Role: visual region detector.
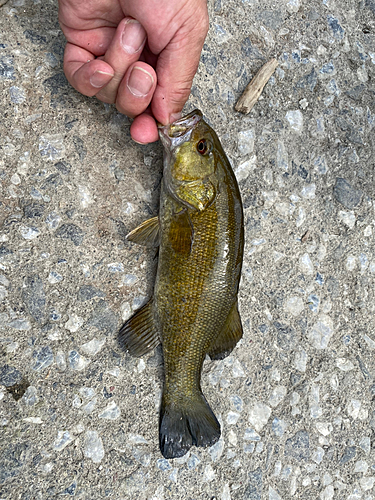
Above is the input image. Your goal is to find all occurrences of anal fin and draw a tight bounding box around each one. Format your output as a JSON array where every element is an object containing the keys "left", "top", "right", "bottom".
[
  {"left": 127, "top": 216, "right": 160, "bottom": 247},
  {"left": 118, "top": 299, "right": 159, "bottom": 357},
  {"left": 208, "top": 301, "right": 243, "bottom": 360}
]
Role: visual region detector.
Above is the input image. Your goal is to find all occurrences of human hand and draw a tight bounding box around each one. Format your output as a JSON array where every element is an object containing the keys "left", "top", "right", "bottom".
[{"left": 58, "top": 0, "right": 209, "bottom": 144}]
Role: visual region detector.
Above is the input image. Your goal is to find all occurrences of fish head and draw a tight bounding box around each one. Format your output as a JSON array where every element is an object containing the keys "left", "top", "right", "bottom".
[{"left": 159, "top": 110, "right": 221, "bottom": 211}]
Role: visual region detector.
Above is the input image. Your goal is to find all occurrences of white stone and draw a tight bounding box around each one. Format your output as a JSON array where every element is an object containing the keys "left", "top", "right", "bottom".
[
  {"left": 296, "top": 207, "right": 305, "bottom": 227},
  {"left": 221, "top": 483, "right": 231, "bottom": 500},
  {"left": 300, "top": 253, "right": 314, "bottom": 276},
  {"left": 307, "top": 314, "right": 334, "bottom": 349},
  {"left": 232, "top": 359, "right": 245, "bottom": 378},
  {"left": 277, "top": 140, "right": 288, "bottom": 171},
  {"left": 83, "top": 398, "right": 97, "bottom": 414},
  {"left": 227, "top": 411, "right": 240, "bottom": 425},
  {"left": 128, "top": 434, "right": 149, "bottom": 445},
  {"left": 203, "top": 464, "right": 215, "bottom": 482},
  {"left": 287, "top": 0, "right": 300, "bottom": 13},
  {"left": 235, "top": 156, "right": 257, "bottom": 182},
  {"left": 81, "top": 337, "right": 106, "bottom": 356},
  {"left": 320, "top": 485, "right": 334, "bottom": 500},
  {"left": 347, "top": 399, "right": 361, "bottom": 419},
  {"left": 285, "top": 110, "right": 303, "bottom": 133},
  {"left": 285, "top": 296, "right": 304, "bottom": 316},
  {"left": 339, "top": 210, "right": 356, "bottom": 229},
  {"left": 65, "top": 314, "right": 84, "bottom": 333},
  {"left": 39, "top": 134, "right": 65, "bottom": 161},
  {"left": 262, "top": 190, "right": 278, "bottom": 208},
  {"left": 120, "top": 301, "right": 132, "bottom": 321},
  {"left": 354, "top": 460, "right": 368, "bottom": 473},
  {"left": 364, "top": 225, "right": 372, "bottom": 236},
  {"left": 237, "top": 129, "right": 255, "bottom": 156},
  {"left": 53, "top": 430, "right": 73, "bottom": 451},
  {"left": 315, "top": 422, "right": 332, "bottom": 436},
  {"left": 23, "top": 417, "right": 43, "bottom": 424},
  {"left": 48, "top": 271, "right": 63, "bottom": 284},
  {"left": 312, "top": 447, "right": 324, "bottom": 464},
  {"left": 268, "top": 386, "right": 287, "bottom": 408},
  {"left": 269, "top": 486, "right": 282, "bottom": 500},
  {"left": 275, "top": 202, "right": 295, "bottom": 217},
  {"left": 78, "top": 185, "right": 93, "bottom": 208},
  {"left": 322, "top": 473, "right": 333, "bottom": 486},
  {"left": 301, "top": 184, "right": 316, "bottom": 199},
  {"left": 99, "top": 401, "right": 121, "bottom": 420},
  {"left": 248, "top": 402, "right": 272, "bottom": 432},
  {"left": 56, "top": 350, "right": 66, "bottom": 372},
  {"left": 20, "top": 225, "right": 40, "bottom": 240},
  {"left": 294, "top": 350, "right": 308, "bottom": 372},
  {"left": 290, "top": 392, "right": 300, "bottom": 406},
  {"left": 228, "top": 430, "right": 237, "bottom": 447},
  {"left": 208, "top": 436, "right": 224, "bottom": 462},
  {"left": 346, "top": 255, "right": 357, "bottom": 271},
  {"left": 360, "top": 477, "right": 375, "bottom": 491},
  {"left": 359, "top": 436, "right": 371, "bottom": 454},
  {"left": 336, "top": 358, "right": 354, "bottom": 371},
  {"left": 68, "top": 351, "right": 90, "bottom": 371},
  {"left": 137, "top": 359, "right": 146, "bottom": 373},
  {"left": 83, "top": 430, "right": 105, "bottom": 463}
]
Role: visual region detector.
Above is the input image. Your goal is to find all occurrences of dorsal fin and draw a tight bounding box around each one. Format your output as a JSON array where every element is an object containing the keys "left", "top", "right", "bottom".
[
  {"left": 126, "top": 216, "right": 160, "bottom": 247},
  {"left": 208, "top": 301, "right": 243, "bottom": 360},
  {"left": 118, "top": 299, "right": 160, "bottom": 357}
]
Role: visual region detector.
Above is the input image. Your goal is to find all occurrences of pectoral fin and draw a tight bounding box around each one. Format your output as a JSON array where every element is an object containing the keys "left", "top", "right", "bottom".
[
  {"left": 126, "top": 216, "right": 160, "bottom": 247},
  {"left": 169, "top": 210, "right": 194, "bottom": 255},
  {"left": 118, "top": 299, "right": 160, "bottom": 357},
  {"left": 208, "top": 301, "right": 243, "bottom": 360}
]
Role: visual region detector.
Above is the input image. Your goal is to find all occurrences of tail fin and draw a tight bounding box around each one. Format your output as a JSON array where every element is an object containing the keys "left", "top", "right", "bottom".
[{"left": 159, "top": 392, "right": 220, "bottom": 459}]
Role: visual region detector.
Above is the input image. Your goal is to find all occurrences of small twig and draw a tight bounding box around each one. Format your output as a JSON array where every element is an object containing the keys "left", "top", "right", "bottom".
[{"left": 235, "top": 58, "right": 278, "bottom": 114}]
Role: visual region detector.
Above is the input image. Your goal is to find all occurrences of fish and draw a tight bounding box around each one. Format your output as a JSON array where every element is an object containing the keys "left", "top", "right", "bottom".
[{"left": 119, "top": 109, "right": 244, "bottom": 459}]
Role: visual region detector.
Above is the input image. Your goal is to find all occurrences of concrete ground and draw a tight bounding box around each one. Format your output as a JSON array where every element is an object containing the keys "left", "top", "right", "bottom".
[{"left": 1, "top": 0, "right": 375, "bottom": 498}]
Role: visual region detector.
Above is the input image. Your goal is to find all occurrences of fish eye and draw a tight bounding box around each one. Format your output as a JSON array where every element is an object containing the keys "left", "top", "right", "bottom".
[{"left": 197, "top": 139, "right": 211, "bottom": 155}]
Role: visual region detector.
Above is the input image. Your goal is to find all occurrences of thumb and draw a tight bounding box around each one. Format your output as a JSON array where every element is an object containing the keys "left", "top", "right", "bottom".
[{"left": 150, "top": 16, "right": 208, "bottom": 125}]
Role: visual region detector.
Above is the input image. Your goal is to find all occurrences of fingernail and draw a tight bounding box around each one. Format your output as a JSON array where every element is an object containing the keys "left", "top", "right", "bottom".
[
  {"left": 127, "top": 66, "right": 154, "bottom": 97},
  {"left": 122, "top": 20, "right": 146, "bottom": 54},
  {"left": 90, "top": 70, "right": 114, "bottom": 88}
]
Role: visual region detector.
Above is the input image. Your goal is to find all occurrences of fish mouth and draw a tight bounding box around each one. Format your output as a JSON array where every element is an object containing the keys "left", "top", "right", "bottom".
[{"left": 158, "top": 109, "right": 203, "bottom": 150}]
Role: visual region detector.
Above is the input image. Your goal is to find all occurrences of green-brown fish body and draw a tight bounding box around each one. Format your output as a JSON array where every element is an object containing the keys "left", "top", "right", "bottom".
[{"left": 119, "top": 110, "right": 244, "bottom": 459}]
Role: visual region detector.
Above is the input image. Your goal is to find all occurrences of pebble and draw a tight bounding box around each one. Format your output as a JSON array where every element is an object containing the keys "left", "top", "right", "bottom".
[
  {"left": 340, "top": 446, "right": 356, "bottom": 464},
  {"left": 285, "top": 110, "right": 303, "bottom": 133},
  {"left": 232, "top": 359, "right": 245, "bottom": 378},
  {"left": 294, "top": 349, "right": 308, "bottom": 372},
  {"left": 268, "top": 386, "right": 287, "bottom": 408},
  {"left": 320, "top": 485, "right": 334, "bottom": 500},
  {"left": 55, "top": 350, "right": 66, "bottom": 372},
  {"left": 65, "top": 314, "right": 84, "bottom": 333},
  {"left": 269, "top": 486, "right": 282, "bottom": 500},
  {"left": 77, "top": 285, "right": 105, "bottom": 301},
  {"left": 300, "top": 253, "right": 314, "bottom": 276},
  {"left": 237, "top": 129, "right": 255, "bottom": 156},
  {"left": 99, "top": 401, "right": 121, "bottom": 420},
  {"left": 9, "top": 318, "right": 31, "bottom": 330},
  {"left": 315, "top": 422, "right": 332, "bottom": 436},
  {"left": 284, "top": 296, "right": 304, "bottom": 316},
  {"left": 203, "top": 464, "right": 215, "bottom": 482},
  {"left": 244, "top": 467, "right": 262, "bottom": 499},
  {"left": 221, "top": 483, "right": 231, "bottom": 500},
  {"left": 235, "top": 157, "right": 257, "bottom": 182},
  {"left": 208, "top": 436, "right": 224, "bottom": 462},
  {"left": 327, "top": 15, "right": 345, "bottom": 40},
  {"left": 312, "top": 447, "right": 324, "bottom": 464},
  {"left": 354, "top": 460, "right": 368, "bottom": 473},
  {"left": 0, "top": 364, "right": 23, "bottom": 387},
  {"left": 39, "top": 134, "right": 65, "bottom": 161},
  {"left": 87, "top": 300, "right": 118, "bottom": 335},
  {"left": 53, "top": 430, "right": 73, "bottom": 451},
  {"left": 22, "top": 386, "right": 39, "bottom": 406},
  {"left": 336, "top": 358, "right": 354, "bottom": 371},
  {"left": 45, "top": 212, "right": 61, "bottom": 229},
  {"left": 55, "top": 223, "right": 85, "bottom": 246},
  {"left": 48, "top": 271, "right": 63, "bottom": 284},
  {"left": 20, "top": 225, "right": 40, "bottom": 240},
  {"left": 301, "top": 184, "right": 316, "bottom": 199},
  {"left": 347, "top": 399, "right": 362, "bottom": 419},
  {"left": 83, "top": 430, "right": 105, "bottom": 463},
  {"left": 360, "top": 477, "right": 375, "bottom": 491},
  {"left": 83, "top": 398, "right": 97, "bottom": 414},
  {"left": 108, "top": 262, "right": 124, "bottom": 273},
  {"left": 307, "top": 315, "right": 334, "bottom": 349},
  {"left": 187, "top": 453, "right": 201, "bottom": 469},
  {"left": 272, "top": 418, "right": 288, "bottom": 437},
  {"left": 359, "top": 436, "right": 371, "bottom": 454},
  {"left": 333, "top": 178, "right": 362, "bottom": 209},
  {"left": 248, "top": 402, "right": 272, "bottom": 432},
  {"left": 68, "top": 351, "right": 90, "bottom": 371},
  {"left": 228, "top": 430, "right": 238, "bottom": 447},
  {"left": 229, "top": 395, "right": 243, "bottom": 413},
  {"left": 284, "top": 430, "right": 310, "bottom": 460},
  {"left": 227, "top": 411, "right": 240, "bottom": 425},
  {"left": 80, "top": 337, "right": 106, "bottom": 356},
  {"left": 31, "top": 346, "right": 54, "bottom": 371}
]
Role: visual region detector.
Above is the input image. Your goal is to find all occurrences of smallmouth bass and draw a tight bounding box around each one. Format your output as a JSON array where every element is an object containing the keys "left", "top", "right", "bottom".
[{"left": 119, "top": 110, "right": 244, "bottom": 459}]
